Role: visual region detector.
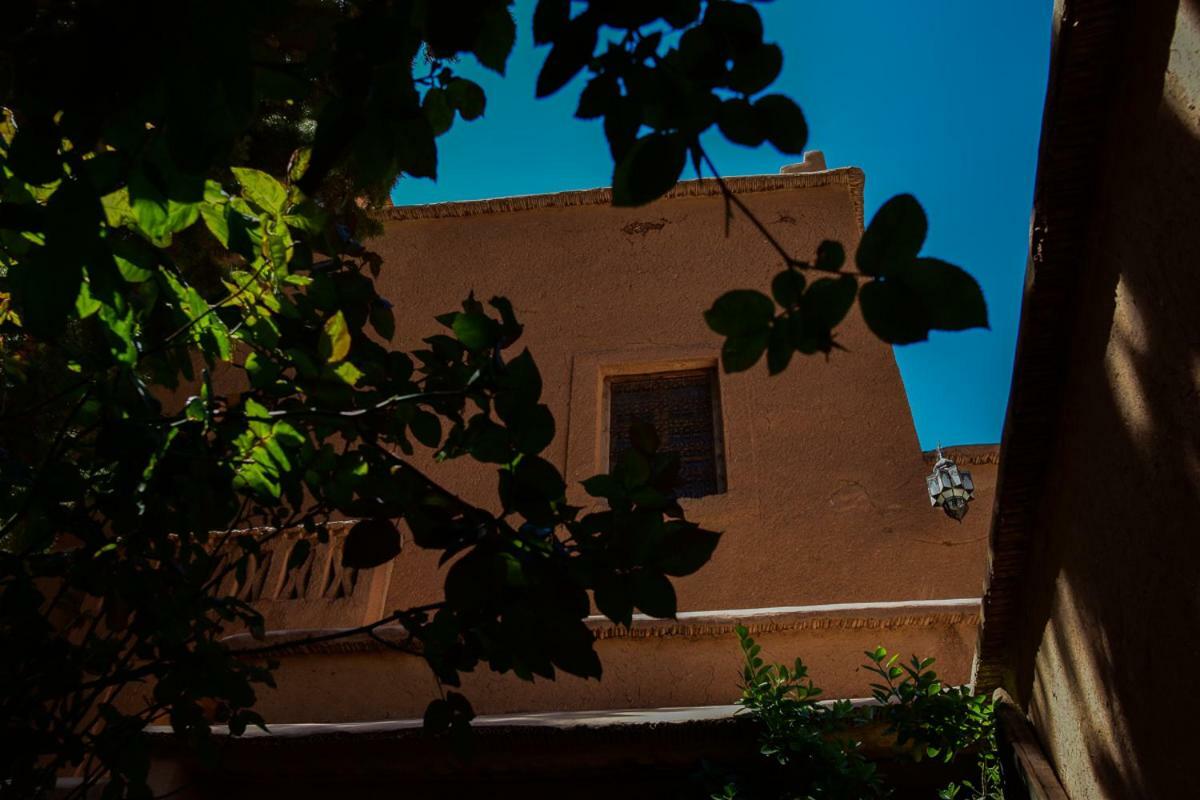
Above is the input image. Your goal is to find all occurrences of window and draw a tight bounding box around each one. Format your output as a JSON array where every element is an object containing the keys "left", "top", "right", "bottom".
[{"left": 606, "top": 368, "right": 726, "bottom": 498}]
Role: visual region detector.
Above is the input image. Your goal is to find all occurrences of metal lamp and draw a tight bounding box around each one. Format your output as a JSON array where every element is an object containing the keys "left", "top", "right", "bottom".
[{"left": 926, "top": 446, "right": 974, "bottom": 522}]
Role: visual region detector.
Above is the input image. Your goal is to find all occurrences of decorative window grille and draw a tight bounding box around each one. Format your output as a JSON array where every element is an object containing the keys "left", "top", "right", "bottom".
[{"left": 606, "top": 368, "right": 726, "bottom": 499}]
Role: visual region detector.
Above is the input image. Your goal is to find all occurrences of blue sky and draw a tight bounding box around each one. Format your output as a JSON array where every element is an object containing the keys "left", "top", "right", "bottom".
[{"left": 392, "top": 1, "right": 1052, "bottom": 449}]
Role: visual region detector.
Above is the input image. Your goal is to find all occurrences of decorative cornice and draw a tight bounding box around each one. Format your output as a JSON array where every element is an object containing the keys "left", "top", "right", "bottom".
[
  {"left": 920, "top": 444, "right": 1001, "bottom": 466},
  {"left": 377, "top": 168, "right": 867, "bottom": 230},
  {"left": 224, "top": 598, "right": 980, "bottom": 658}
]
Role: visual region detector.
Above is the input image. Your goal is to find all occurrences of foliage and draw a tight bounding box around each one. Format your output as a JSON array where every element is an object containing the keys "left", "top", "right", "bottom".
[
  {"left": 0, "top": 1, "right": 985, "bottom": 797},
  {"left": 709, "top": 628, "right": 1002, "bottom": 799}
]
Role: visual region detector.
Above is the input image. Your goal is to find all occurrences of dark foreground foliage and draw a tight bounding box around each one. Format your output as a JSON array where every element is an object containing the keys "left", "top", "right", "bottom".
[{"left": 0, "top": 2, "right": 986, "bottom": 796}]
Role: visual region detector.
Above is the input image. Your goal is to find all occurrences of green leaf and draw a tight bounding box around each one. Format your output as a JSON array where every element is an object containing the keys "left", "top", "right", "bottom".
[
  {"left": 754, "top": 94, "right": 808, "bottom": 154},
  {"left": 128, "top": 169, "right": 170, "bottom": 240},
  {"left": 537, "top": 16, "right": 599, "bottom": 98},
  {"left": 319, "top": 311, "right": 351, "bottom": 363},
  {"left": 75, "top": 280, "right": 102, "bottom": 318},
  {"left": 452, "top": 311, "right": 496, "bottom": 351},
  {"left": 341, "top": 518, "right": 402, "bottom": 569},
  {"left": 331, "top": 360, "right": 364, "bottom": 386},
  {"left": 612, "top": 133, "right": 686, "bottom": 207},
  {"left": 857, "top": 194, "right": 927, "bottom": 277},
  {"left": 112, "top": 245, "right": 155, "bottom": 283},
  {"left": 231, "top": 167, "right": 287, "bottom": 214},
  {"left": 705, "top": 290, "right": 774, "bottom": 336},
  {"left": 244, "top": 353, "right": 280, "bottom": 389}
]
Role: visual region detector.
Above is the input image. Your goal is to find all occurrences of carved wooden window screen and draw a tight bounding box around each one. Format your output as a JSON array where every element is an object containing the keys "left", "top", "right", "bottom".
[{"left": 606, "top": 368, "right": 726, "bottom": 498}]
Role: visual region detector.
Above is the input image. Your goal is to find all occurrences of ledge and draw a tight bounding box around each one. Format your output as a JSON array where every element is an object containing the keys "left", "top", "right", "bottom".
[
  {"left": 222, "top": 598, "right": 981, "bottom": 658},
  {"left": 377, "top": 168, "right": 866, "bottom": 229},
  {"left": 920, "top": 444, "right": 1001, "bottom": 466}
]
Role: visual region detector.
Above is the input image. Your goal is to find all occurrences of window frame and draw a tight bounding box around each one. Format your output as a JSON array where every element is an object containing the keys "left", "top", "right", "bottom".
[{"left": 602, "top": 365, "right": 728, "bottom": 497}]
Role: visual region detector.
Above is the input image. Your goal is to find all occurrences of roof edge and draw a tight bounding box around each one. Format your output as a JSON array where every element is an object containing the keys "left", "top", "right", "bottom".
[
  {"left": 378, "top": 167, "right": 866, "bottom": 229},
  {"left": 223, "top": 597, "right": 980, "bottom": 658}
]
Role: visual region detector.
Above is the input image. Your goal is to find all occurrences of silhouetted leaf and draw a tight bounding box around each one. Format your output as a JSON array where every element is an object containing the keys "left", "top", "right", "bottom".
[
  {"left": 633, "top": 570, "right": 676, "bottom": 618},
  {"left": 815, "top": 240, "right": 845, "bottom": 272},
  {"left": 730, "top": 43, "right": 782, "bottom": 95},
  {"left": 767, "top": 323, "right": 793, "bottom": 375},
  {"left": 533, "top": 0, "right": 570, "bottom": 44},
  {"left": 902, "top": 258, "right": 989, "bottom": 332},
  {"left": 805, "top": 275, "right": 857, "bottom": 331},
  {"left": 705, "top": 289, "right": 774, "bottom": 336},
  {"left": 446, "top": 78, "right": 486, "bottom": 121},
  {"left": 717, "top": 99, "right": 765, "bottom": 147},
  {"left": 658, "top": 526, "right": 721, "bottom": 577},
  {"left": 536, "top": 16, "right": 598, "bottom": 98},
  {"left": 857, "top": 194, "right": 927, "bottom": 277},
  {"left": 629, "top": 421, "right": 659, "bottom": 455},
  {"left": 612, "top": 133, "right": 686, "bottom": 207},
  {"left": 594, "top": 573, "right": 633, "bottom": 627},
  {"left": 473, "top": 6, "right": 517, "bottom": 75},
  {"left": 755, "top": 94, "right": 807, "bottom": 154},
  {"left": 720, "top": 330, "right": 769, "bottom": 373},
  {"left": 771, "top": 270, "right": 805, "bottom": 308},
  {"left": 342, "top": 518, "right": 402, "bottom": 568}
]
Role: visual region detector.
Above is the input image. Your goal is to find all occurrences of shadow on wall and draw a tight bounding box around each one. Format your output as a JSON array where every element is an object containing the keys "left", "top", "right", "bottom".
[{"left": 1012, "top": 1, "right": 1200, "bottom": 797}]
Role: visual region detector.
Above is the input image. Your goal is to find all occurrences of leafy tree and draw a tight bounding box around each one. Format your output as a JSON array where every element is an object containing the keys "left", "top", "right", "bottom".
[{"left": 0, "top": 1, "right": 986, "bottom": 796}]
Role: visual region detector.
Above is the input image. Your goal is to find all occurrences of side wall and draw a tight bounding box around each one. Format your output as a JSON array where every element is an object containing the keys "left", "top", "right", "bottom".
[{"left": 1002, "top": 2, "right": 1200, "bottom": 796}]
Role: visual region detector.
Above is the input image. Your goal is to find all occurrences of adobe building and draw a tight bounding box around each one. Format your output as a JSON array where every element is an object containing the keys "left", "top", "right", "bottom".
[{"left": 137, "top": 156, "right": 999, "bottom": 797}]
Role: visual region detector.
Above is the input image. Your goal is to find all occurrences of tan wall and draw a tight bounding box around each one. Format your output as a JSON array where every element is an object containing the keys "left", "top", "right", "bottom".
[{"left": 1004, "top": 2, "right": 1200, "bottom": 797}]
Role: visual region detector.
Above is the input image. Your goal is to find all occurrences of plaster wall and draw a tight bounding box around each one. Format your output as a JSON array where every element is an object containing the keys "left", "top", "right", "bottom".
[
  {"left": 230, "top": 170, "right": 997, "bottom": 720},
  {"left": 244, "top": 603, "right": 980, "bottom": 722},
  {"left": 1003, "top": 1, "right": 1200, "bottom": 796},
  {"left": 369, "top": 172, "right": 992, "bottom": 618}
]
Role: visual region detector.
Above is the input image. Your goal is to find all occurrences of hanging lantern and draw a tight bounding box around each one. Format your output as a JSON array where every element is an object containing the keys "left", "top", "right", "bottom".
[{"left": 926, "top": 446, "right": 974, "bottom": 522}]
